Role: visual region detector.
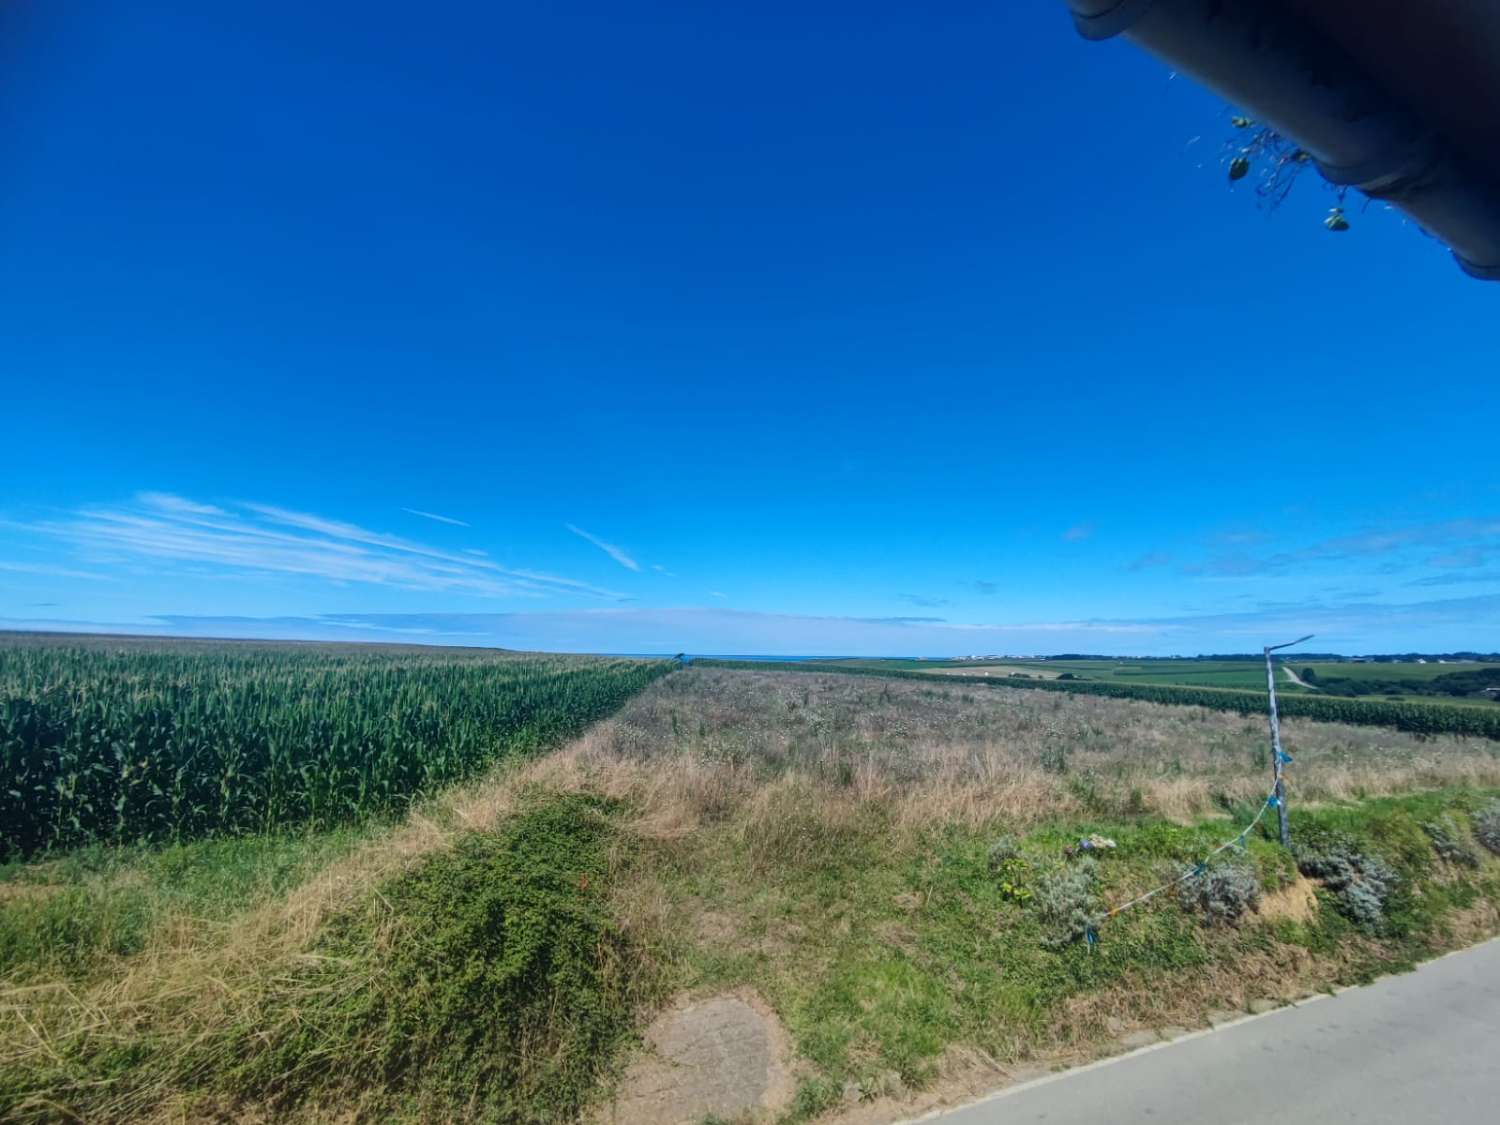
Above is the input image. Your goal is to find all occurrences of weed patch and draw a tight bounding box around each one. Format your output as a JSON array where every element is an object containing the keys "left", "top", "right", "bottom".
[{"left": 225, "top": 793, "right": 637, "bottom": 1122}]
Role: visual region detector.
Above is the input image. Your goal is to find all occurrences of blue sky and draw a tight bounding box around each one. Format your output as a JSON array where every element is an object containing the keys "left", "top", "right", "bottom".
[{"left": 4, "top": 1, "right": 1498, "bottom": 655}]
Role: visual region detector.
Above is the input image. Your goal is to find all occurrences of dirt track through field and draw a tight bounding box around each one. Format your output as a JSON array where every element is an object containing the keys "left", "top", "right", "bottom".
[{"left": 1280, "top": 665, "right": 1318, "bottom": 690}]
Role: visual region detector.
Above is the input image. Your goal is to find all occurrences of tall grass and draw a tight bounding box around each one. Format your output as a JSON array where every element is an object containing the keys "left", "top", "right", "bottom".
[
  {"left": 0, "top": 636, "right": 672, "bottom": 857},
  {"left": 541, "top": 668, "right": 1500, "bottom": 837},
  {"left": 697, "top": 659, "right": 1500, "bottom": 738}
]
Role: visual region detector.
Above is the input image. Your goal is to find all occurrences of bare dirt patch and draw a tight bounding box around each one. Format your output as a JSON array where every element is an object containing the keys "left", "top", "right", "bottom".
[
  {"left": 1258, "top": 875, "right": 1319, "bottom": 924},
  {"left": 603, "top": 991, "right": 795, "bottom": 1125}
]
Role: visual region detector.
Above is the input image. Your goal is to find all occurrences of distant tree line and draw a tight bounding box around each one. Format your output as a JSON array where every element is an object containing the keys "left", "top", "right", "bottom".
[
  {"left": 1302, "top": 666, "right": 1500, "bottom": 700},
  {"left": 1041, "top": 653, "right": 1500, "bottom": 663}
]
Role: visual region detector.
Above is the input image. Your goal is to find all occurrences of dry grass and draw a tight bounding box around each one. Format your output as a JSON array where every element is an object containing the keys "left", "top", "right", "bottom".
[
  {"left": 1258, "top": 875, "right": 1319, "bottom": 925},
  {"left": 520, "top": 667, "right": 1500, "bottom": 842}
]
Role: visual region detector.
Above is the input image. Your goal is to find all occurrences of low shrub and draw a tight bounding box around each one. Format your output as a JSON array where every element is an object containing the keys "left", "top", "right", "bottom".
[
  {"left": 1176, "top": 863, "right": 1260, "bottom": 926},
  {"left": 1296, "top": 835, "right": 1399, "bottom": 932},
  {"left": 1476, "top": 801, "right": 1500, "bottom": 857},
  {"left": 1032, "top": 857, "right": 1102, "bottom": 947},
  {"left": 1422, "top": 817, "right": 1479, "bottom": 867},
  {"left": 986, "top": 835, "right": 1021, "bottom": 870}
]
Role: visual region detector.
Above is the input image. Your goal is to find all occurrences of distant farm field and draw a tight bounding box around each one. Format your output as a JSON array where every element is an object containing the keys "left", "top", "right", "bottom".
[
  {"left": 723, "top": 656, "right": 1500, "bottom": 738},
  {"left": 1297, "top": 660, "right": 1487, "bottom": 682},
  {"left": 0, "top": 634, "right": 672, "bottom": 858},
  {"left": 826, "top": 657, "right": 1275, "bottom": 690},
  {"left": 833, "top": 657, "right": 1497, "bottom": 697}
]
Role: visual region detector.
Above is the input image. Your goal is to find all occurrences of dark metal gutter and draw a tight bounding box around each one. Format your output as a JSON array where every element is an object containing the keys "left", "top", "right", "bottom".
[{"left": 1065, "top": 0, "right": 1500, "bottom": 280}]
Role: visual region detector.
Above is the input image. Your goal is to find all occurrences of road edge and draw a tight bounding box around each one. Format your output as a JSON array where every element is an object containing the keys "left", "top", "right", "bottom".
[{"left": 893, "top": 935, "right": 1500, "bottom": 1125}]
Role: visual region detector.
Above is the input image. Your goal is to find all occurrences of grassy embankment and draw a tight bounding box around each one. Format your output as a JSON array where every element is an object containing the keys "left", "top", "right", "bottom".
[{"left": 6, "top": 664, "right": 1500, "bottom": 1122}]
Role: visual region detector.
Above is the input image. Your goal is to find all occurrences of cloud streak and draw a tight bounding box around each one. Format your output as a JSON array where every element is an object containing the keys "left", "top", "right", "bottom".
[
  {"left": 1125, "top": 551, "right": 1172, "bottom": 572},
  {"left": 8, "top": 591, "right": 1498, "bottom": 656},
  {"left": 898, "top": 593, "right": 951, "bottom": 608},
  {"left": 401, "top": 507, "right": 471, "bottom": 528},
  {"left": 1189, "top": 518, "right": 1500, "bottom": 577},
  {"left": 566, "top": 524, "right": 641, "bottom": 571},
  {"left": 18, "top": 493, "right": 624, "bottom": 600},
  {"left": 1406, "top": 571, "right": 1500, "bottom": 588},
  {"left": 0, "top": 560, "right": 111, "bottom": 581}
]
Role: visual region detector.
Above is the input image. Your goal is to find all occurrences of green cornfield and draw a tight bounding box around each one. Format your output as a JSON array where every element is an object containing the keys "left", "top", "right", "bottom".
[{"left": 0, "top": 635, "right": 673, "bottom": 858}]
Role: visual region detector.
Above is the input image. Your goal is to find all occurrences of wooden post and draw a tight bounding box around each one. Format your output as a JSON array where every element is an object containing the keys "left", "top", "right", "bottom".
[{"left": 1263, "top": 634, "right": 1313, "bottom": 848}]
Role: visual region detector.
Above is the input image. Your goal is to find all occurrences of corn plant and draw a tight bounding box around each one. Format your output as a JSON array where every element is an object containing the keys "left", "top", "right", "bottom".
[{"left": 0, "top": 636, "right": 672, "bottom": 858}]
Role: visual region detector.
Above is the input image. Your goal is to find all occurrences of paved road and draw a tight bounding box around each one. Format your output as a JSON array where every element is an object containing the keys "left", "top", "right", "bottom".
[{"left": 927, "top": 939, "right": 1500, "bottom": 1125}]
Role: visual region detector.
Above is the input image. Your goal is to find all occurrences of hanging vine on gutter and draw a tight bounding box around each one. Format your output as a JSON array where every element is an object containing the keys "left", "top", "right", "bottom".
[{"left": 1224, "top": 114, "right": 1350, "bottom": 231}]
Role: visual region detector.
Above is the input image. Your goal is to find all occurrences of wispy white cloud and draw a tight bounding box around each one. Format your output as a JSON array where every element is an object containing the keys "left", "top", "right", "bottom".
[
  {"left": 402, "top": 507, "right": 471, "bottom": 528},
  {"left": 1210, "top": 528, "right": 1271, "bottom": 548},
  {"left": 0, "top": 560, "right": 111, "bottom": 581},
  {"left": 18, "top": 494, "right": 625, "bottom": 600},
  {"left": 898, "top": 593, "right": 951, "bottom": 608},
  {"left": 1427, "top": 547, "right": 1486, "bottom": 569},
  {"left": 709, "top": 591, "right": 728, "bottom": 599},
  {"left": 566, "top": 524, "right": 640, "bottom": 571},
  {"left": 135, "top": 492, "right": 227, "bottom": 517},
  {"left": 11, "top": 593, "right": 1499, "bottom": 656},
  {"left": 1407, "top": 571, "right": 1500, "bottom": 588},
  {"left": 1063, "top": 524, "right": 1094, "bottom": 542},
  {"left": 1125, "top": 551, "right": 1173, "bottom": 572},
  {"left": 1190, "top": 518, "right": 1500, "bottom": 577},
  {"left": 17, "top": 607, "right": 1171, "bottom": 653}
]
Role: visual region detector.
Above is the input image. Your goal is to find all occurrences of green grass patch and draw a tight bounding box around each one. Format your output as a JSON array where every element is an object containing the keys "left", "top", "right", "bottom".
[
  {"left": 0, "top": 827, "right": 369, "bottom": 979},
  {"left": 659, "top": 788, "right": 1500, "bottom": 1106}
]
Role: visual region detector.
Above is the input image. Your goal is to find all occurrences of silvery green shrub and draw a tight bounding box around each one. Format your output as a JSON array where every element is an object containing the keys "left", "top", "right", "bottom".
[
  {"left": 987, "top": 835, "right": 1021, "bottom": 870},
  {"left": 1034, "top": 857, "right": 1103, "bottom": 948},
  {"left": 1475, "top": 801, "right": 1500, "bottom": 857},
  {"left": 1296, "top": 838, "right": 1398, "bottom": 932},
  {"left": 1177, "top": 863, "right": 1260, "bottom": 926},
  {"left": 1422, "top": 817, "right": 1479, "bottom": 867}
]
